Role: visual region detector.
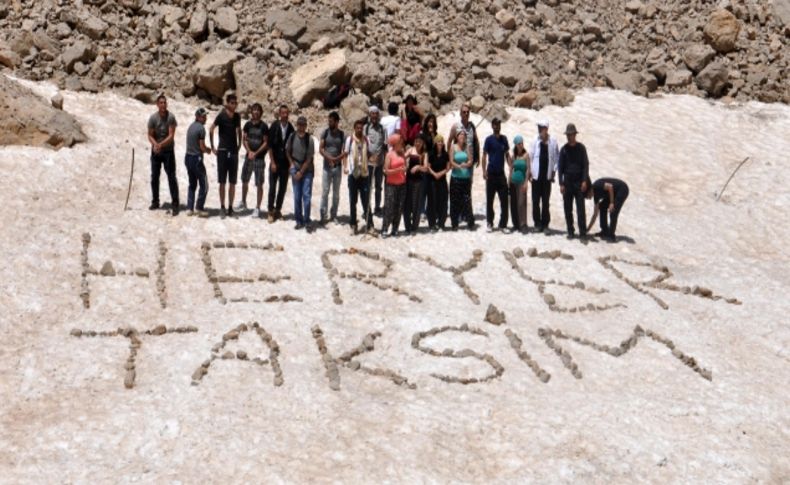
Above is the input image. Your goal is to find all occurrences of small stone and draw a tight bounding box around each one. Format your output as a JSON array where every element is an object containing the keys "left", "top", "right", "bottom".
[
  {"left": 99, "top": 261, "right": 116, "bottom": 276},
  {"left": 484, "top": 304, "right": 507, "bottom": 326},
  {"left": 151, "top": 324, "right": 166, "bottom": 335}
]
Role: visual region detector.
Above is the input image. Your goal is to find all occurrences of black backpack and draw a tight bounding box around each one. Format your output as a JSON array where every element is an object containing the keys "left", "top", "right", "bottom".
[{"left": 322, "top": 84, "right": 354, "bottom": 109}]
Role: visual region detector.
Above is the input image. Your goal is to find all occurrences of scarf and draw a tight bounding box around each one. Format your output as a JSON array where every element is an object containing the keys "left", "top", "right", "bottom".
[{"left": 351, "top": 135, "right": 368, "bottom": 178}]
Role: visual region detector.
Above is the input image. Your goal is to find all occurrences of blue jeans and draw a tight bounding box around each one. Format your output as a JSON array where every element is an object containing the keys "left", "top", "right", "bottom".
[
  {"left": 185, "top": 154, "right": 208, "bottom": 210},
  {"left": 291, "top": 168, "right": 314, "bottom": 225},
  {"left": 320, "top": 165, "right": 342, "bottom": 220}
]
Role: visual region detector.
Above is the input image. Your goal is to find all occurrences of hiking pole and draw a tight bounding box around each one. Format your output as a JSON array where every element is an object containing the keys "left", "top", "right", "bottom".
[
  {"left": 716, "top": 156, "right": 749, "bottom": 201},
  {"left": 124, "top": 148, "right": 135, "bottom": 211}
]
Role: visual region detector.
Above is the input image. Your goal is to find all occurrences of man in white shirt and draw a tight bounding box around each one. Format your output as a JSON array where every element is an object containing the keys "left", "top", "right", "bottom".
[
  {"left": 343, "top": 119, "right": 370, "bottom": 234},
  {"left": 530, "top": 120, "right": 560, "bottom": 232}
]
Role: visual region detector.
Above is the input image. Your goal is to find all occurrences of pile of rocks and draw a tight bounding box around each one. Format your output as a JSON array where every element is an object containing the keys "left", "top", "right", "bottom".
[{"left": 0, "top": 0, "right": 786, "bottom": 122}]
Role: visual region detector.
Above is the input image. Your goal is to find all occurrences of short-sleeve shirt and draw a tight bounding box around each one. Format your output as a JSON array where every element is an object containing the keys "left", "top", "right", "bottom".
[
  {"left": 243, "top": 120, "right": 268, "bottom": 158},
  {"left": 592, "top": 178, "right": 628, "bottom": 203},
  {"left": 286, "top": 132, "right": 315, "bottom": 171},
  {"left": 321, "top": 128, "right": 345, "bottom": 170},
  {"left": 214, "top": 109, "right": 241, "bottom": 152},
  {"left": 148, "top": 111, "right": 177, "bottom": 150},
  {"left": 185, "top": 121, "right": 206, "bottom": 156},
  {"left": 365, "top": 122, "right": 386, "bottom": 158},
  {"left": 484, "top": 134, "right": 509, "bottom": 175}
]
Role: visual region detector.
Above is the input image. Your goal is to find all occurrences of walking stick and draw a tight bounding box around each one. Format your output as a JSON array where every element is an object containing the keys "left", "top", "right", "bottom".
[
  {"left": 716, "top": 157, "right": 750, "bottom": 201},
  {"left": 124, "top": 148, "right": 135, "bottom": 211}
]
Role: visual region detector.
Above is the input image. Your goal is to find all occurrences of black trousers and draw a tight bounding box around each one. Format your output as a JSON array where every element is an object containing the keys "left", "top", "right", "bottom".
[
  {"left": 450, "top": 177, "right": 474, "bottom": 228},
  {"left": 151, "top": 149, "right": 179, "bottom": 206},
  {"left": 348, "top": 175, "right": 370, "bottom": 226},
  {"left": 562, "top": 178, "right": 587, "bottom": 236},
  {"left": 403, "top": 179, "right": 423, "bottom": 232},
  {"left": 268, "top": 157, "right": 289, "bottom": 212},
  {"left": 372, "top": 165, "right": 384, "bottom": 211},
  {"left": 599, "top": 187, "right": 629, "bottom": 238},
  {"left": 486, "top": 173, "right": 509, "bottom": 228},
  {"left": 426, "top": 175, "right": 448, "bottom": 229},
  {"left": 531, "top": 179, "right": 551, "bottom": 228}
]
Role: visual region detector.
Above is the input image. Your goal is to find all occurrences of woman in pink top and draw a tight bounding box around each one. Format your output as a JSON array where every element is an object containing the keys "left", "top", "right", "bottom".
[{"left": 382, "top": 134, "right": 407, "bottom": 238}]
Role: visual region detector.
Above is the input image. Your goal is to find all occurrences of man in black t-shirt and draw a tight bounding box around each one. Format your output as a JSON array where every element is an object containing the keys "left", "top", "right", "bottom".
[
  {"left": 239, "top": 103, "right": 269, "bottom": 218},
  {"left": 209, "top": 94, "right": 242, "bottom": 217},
  {"left": 586, "top": 177, "right": 629, "bottom": 242},
  {"left": 558, "top": 123, "right": 590, "bottom": 239}
]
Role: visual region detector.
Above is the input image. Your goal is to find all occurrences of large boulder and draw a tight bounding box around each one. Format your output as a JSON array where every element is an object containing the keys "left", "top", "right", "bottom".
[
  {"left": 297, "top": 17, "right": 338, "bottom": 49},
  {"left": 695, "top": 62, "right": 728, "bottom": 97},
  {"left": 665, "top": 68, "right": 693, "bottom": 88},
  {"left": 0, "top": 40, "right": 20, "bottom": 68},
  {"left": 193, "top": 49, "right": 243, "bottom": 99},
  {"left": 774, "top": 0, "right": 790, "bottom": 34},
  {"left": 265, "top": 9, "right": 306, "bottom": 41},
  {"left": 429, "top": 71, "right": 455, "bottom": 102},
  {"left": 213, "top": 6, "right": 238, "bottom": 36},
  {"left": 0, "top": 76, "right": 86, "bottom": 149},
  {"left": 704, "top": 9, "right": 740, "bottom": 53},
  {"left": 290, "top": 49, "right": 349, "bottom": 107},
  {"left": 341, "top": 0, "right": 366, "bottom": 18},
  {"left": 683, "top": 43, "right": 716, "bottom": 73},
  {"left": 604, "top": 69, "right": 641, "bottom": 94},
  {"left": 232, "top": 57, "right": 268, "bottom": 111},
  {"left": 339, "top": 93, "right": 370, "bottom": 126},
  {"left": 188, "top": 4, "right": 208, "bottom": 40},
  {"left": 76, "top": 11, "right": 109, "bottom": 40},
  {"left": 61, "top": 41, "right": 96, "bottom": 73},
  {"left": 350, "top": 61, "right": 384, "bottom": 95}
]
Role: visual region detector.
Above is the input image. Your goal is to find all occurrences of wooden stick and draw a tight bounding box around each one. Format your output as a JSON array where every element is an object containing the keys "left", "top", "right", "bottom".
[
  {"left": 716, "top": 156, "right": 749, "bottom": 201},
  {"left": 124, "top": 148, "right": 135, "bottom": 211}
]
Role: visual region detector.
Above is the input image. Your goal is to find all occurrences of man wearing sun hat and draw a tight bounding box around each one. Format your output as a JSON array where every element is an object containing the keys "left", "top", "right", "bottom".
[
  {"left": 530, "top": 119, "right": 559, "bottom": 232},
  {"left": 558, "top": 122, "right": 590, "bottom": 239}
]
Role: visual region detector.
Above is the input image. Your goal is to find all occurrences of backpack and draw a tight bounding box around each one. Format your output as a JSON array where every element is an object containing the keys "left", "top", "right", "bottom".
[{"left": 322, "top": 84, "right": 354, "bottom": 109}]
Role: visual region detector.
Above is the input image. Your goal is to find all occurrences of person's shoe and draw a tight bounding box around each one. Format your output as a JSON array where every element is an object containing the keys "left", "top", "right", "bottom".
[
  {"left": 198, "top": 210, "right": 209, "bottom": 218},
  {"left": 235, "top": 201, "right": 246, "bottom": 211},
  {"left": 275, "top": 210, "right": 283, "bottom": 221},
  {"left": 172, "top": 206, "right": 179, "bottom": 216},
  {"left": 252, "top": 208, "right": 260, "bottom": 218},
  {"left": 228, "top": 208, "right": 235, "bottom": 217},
  {"left": 502, "top": 227, "right": 511, "bottom": 234},
  {"left": 374, "top": 207, "right": 383, "bottom": 217},
  {"left": 468, "top": 223, "right": 477, "bottom": 231},
  {"left": 187, "top": 210, "right": 195, "bottom": 217},
  {"left": 486, "top": 224, "right": 494, "bottom": 233},
  {"left": 220, "top": 207, "right": 226, "bottom": 219},
  {"left": 351, "top": 224, "right": 358, "bottom": 235},
  {"left": 267, "top": 212, "right": 275, "bottom": 223},
  {"left": 149, "top": 202, "right": 159, "bottom": 210},
  {"left": 306, "top": 223, "right": 316, "bottom": 233},
  {"left": 295, "top": 223, "right": 304, "bottom": 230},
  {"left": 567, "top": 232, "right": 575, "bottom": 240}
]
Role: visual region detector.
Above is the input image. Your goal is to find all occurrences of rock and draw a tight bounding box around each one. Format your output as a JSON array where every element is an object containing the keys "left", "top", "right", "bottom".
[
  {"left": 290, "top": 49, "right": 349, "bottom": 107},
  {"left": 265, "top": 9, "right": 307, "bottom": 42},
  {"left": 100, "top": 261, "right": 116, "bottom": 276},
  {"left": 665, "top": 69, "right": 693, "bottom": 87},
  {"left": 188, "top": 4, "right": 208, "bottom": 40},
  {"left": 341, "top": 0, "right": 366, "bottom": 18},
  {"left": 469, "top": 95, "right": 486, "bottom": 113},
  {"left": 213, "top": 6, "right": 238, "bottom": 36},
  {"left": 484, "top": 304, "right": 507, "bottom": 325},
  {"left": 583, "top": 19, "right": 602, "bottom": 37},
  {"left": 151, "top": 324, "right": 167, "bottom": 335},
  {"left": 604, "top": 69, "right": 642, "bottom": 95},
  {"left": 232, "top": 57, "right": 267, "bottom": 112},
  {"left": 514, "top": 91, "right": 537, "bottom": 108},
  {"left": 193, "top": 49, "right": 243, "bottom": 99},
  {"left": 495, "top": 10, "right": 516, "bottom": 30},
  {"left": 683, "top": 44, "right": 716, "bottom": 73},
  {"left": 429, "top": 71, "right": 455, "bottom": 102},
  {"left": 625, "top": 1, "right": 644, "bottom": 14},
  {"left": 696, "top": 62, "right": 729, "bottom": 97},
  {"left": 543, "top": 293, "right": 556, "bottom": 306},
  {"left": 704, "top": 9, "right": 740, "bottom": 53},
  {"left": 350, "top": 61, "right": 384, "bottom": 95},
  {"left": 124, "top": 369, "right": 136, "bottom": 389},
  {"left": 61, "top": 41, "right": 95, "bottom": 74},
  {"left": 77, "top": 13, "right": 109, "bottom": 40},
  {"left": 774, "top": 1, "right": 790, "bottom": 33},
  {"left": 0, "top": 44, "right": 20, "bottom": 68},
  {"left": 339, "top": 93, "right": 370, "bottom": 125}
]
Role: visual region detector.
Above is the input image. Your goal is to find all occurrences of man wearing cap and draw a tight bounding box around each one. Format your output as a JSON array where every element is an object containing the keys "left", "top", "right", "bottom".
[
  {"left": 286, "top": 116, "right": 315, "bottom": 230},
  {"left": 482, "top": 118, "right": 511, "bottom": 231},
  {"left": 184, "top": 108, "right": 212, "bottom": 217},
  {"left": 447, "top": 102, "right": 480, "bottom": 177},
  {"left": 364, "top": 106, "right": 386, "bottom": 230},
  {"left": 146, "top": 94, "right": 180, "bottom": 215},
  {"left": 267, "top": 105, "right": 294, "bottom": 223},
  {"left": 530, "top": 120, "right": 559, "bottom": 232},
  {"left": 558, "top": 123, "right": 590, "bottom": 239}
]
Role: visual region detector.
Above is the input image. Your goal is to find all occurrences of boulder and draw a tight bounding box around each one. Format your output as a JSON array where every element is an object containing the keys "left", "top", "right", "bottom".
[
  {"left": 188, "top": 4, "right": 208, "bottom": 40},
  {"left": 290, "top": 49, "right": 349, "bottom": 107},
  {"left": 429, "top": 71, "right": 455, "bottom": 102},
  {"left": 214, "top": 6, "right": 238, "bottom": 36},
  {"left": 625, "top": 1, "right": 643, "bottom": 14},
  {"left": 469, "top": 95, "right": 486, "bottom": 113},
  {"left": 62, "top": 41, "right": 96, "bottom": 73},
  {"left": 774, "top": 0, "right": 790, "bottom": 34},
  {"left": 514, "top": 91, "right": 537, "bottom": 108},
  {"left": 0, "top": 42, "right": 20, "bottom": 68},
  {"left": 350, "top": 61, "right": 384, "bottom": 95},
  {"left": 232, "top": 57, "right": 268, "bottom": 111},
  {"left": 0, "top": 76, "right": 86, "bottom": 149},
  {"left": 265, "top": 9, "right": 306, "bottom": 41},
  {"left": 695, "top": 62, "right": 728, "bottom": 97},
  {"left": 486, "top": 63, "right": 530, "bottom": 87},
  {"left": 683, "top": 43, "right": 716, "bottom": 73},
  {"left": 297, "top": 17, "right": 338, "bottom": 49},
  {"left": 193, "top": 49, "right": 243, "bottom": 99},
  {"left": 704, "top": 9, "right": 740, "bottom": 53},
  {"left": 51, "top": 93, "right": 64, "bottom": 110},
  {"left": 495, "top": 10, "right": 516, "bottom": 30},
  {"left": 77, "top": 12, "right": 109, "bottom": 40},
  {"left": 339, "top": 93, "right": 370, "bottom": 126},
  {"left": 341, "top": 0, "right": 366, "bottom": 18},
  {"left": 604, "top": 69, "right": 641, "bottom": 94},
  {"left": 665, "top": 68, "right": 693, "bottom": 88}
]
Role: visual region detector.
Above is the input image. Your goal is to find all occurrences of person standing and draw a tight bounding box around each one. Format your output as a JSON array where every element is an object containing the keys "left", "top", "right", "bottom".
[
  {"left": 586, "top": 177, "right": 629, "bottom": 242},
  {"left": 146, "top": 94, "right": 179, "bottom": 215},
  {"left": 530, "top": 120, "right": 559, "bottom": 232},
  {"left": 378, "top": 102, "right": 401, "bottom": 216},
  {"left": 184, "top": 108, "right": 212, "bottom": 217},
  {"left": 426, "top": 134, "right": 449, "bottom": 231},
  {"left": 403, "top": 135, "right": 428, "bottom": 235},
  {"left": 209, "top": 94, "right": 242, "bottom": 218},
  {"left": 419, "top": 114, "right": 439, "bottom": 217},
  {"left": 400, "top": 94, "right": 423, "bottom": 146},
  {"left": 239, "top": 103, "right": 269, "bottom": 218},
  {"left": 509, "top": 135, "right": 530, "bottom": 232},
  {"left": 343, "top": 119, "right": 370, "bottom": 234},
  {"left": 267, "top": 105, "right": 294, "bottom": 223},
  {"left": 381, "top": 134, "right": 407, "bottom": 238},
  {"left": 447, "top": 102, "right": 480, "bottom": 182},
  {"left": 449, "top": 131, "right": 475, "bottom": 230},
  {"left": 318, "top": 112, "right": 346, "bottom": 224},
  {"left": 286, "top": 116, "right": 315, "bottom": 230},
  {"left": 558, "top": 123, "right": 590, "bottom": 239},
  {"left": 364, "top": 106, "right": 386, "bottom": 230},
  {"left": 482, "top": 118, "right": 511, "bottom": 232}
]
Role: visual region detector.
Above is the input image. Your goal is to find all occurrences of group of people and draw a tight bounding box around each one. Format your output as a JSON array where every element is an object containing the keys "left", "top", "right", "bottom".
[{"left": 147, "top": 95, "right": 630, "bottom": 242}]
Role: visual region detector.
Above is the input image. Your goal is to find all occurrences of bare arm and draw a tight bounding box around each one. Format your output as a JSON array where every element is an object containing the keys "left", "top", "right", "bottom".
[
  {"left": 209, "top": 123, "right": 217, "bottom": 153},
  {"left": 147, "top": 128, "right": 158, "bottom": 150},
  {"left": 160, "top": 124, "right": 176, "bottom": 148},
  {"left": 587, "top": 203, "right": 599, "bottom": 233},
  {"left": 606, "top": 183, "right": 615, "bottom": 211}
]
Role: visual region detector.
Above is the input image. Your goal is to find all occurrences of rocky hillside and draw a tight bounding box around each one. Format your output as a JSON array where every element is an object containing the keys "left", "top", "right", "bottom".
[{"left": 0, "top": 0, "right": 787, "bottom": 117}]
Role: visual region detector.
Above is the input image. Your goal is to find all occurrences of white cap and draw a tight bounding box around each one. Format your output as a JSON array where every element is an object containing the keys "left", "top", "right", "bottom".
[
  {"left": 368, "top": 105, "right": 380, "bottom": 113},
  {"left": 537, "top": 119, "right": 549, "bottom": 128}
]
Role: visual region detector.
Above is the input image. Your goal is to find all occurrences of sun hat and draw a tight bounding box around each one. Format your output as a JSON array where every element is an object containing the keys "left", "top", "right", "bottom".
[
  {"left": 513, "top": 134, "right": 524, "bottom": 145},
  {"left": 564, "top": 123, "right": 578, "bottom": 135}
]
